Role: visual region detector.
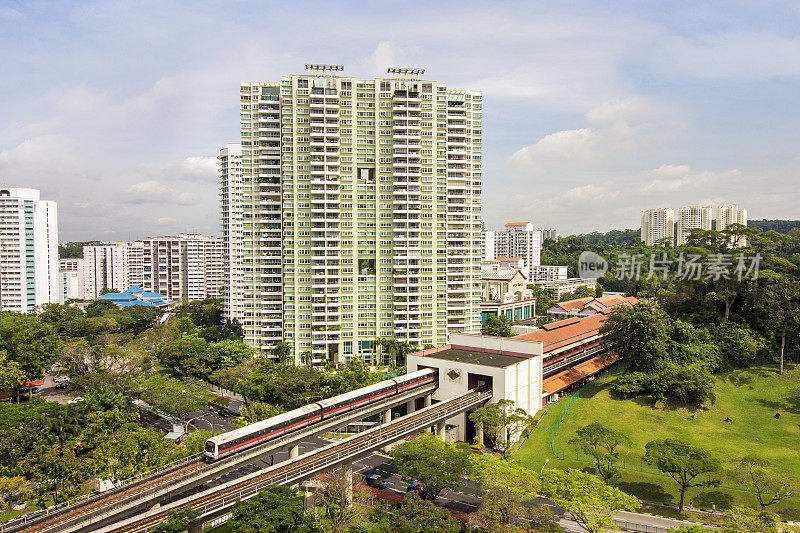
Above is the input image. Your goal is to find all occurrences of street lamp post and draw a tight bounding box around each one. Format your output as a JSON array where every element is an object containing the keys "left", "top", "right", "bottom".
[{"left": 540, "top": 458, "right": 549, "bottom": 474}]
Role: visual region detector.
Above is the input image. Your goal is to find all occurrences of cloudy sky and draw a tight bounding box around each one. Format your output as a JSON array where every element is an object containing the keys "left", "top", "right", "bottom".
[{"left": 2, "top": 0, "right": 800, "bottom": 241}]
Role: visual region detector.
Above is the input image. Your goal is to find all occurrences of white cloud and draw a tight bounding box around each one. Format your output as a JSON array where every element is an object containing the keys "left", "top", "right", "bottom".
[
  {"left": 562, "top": 184, "right": 620, "bottom": 202},
  {"left": 508, "top": 97, "right": 676, "bottom": 172},
  {"left": 156, "top": 217, "right": 177, "bottom": 225},
  {"left": 639, "top": 165, "right": 741, "bottom": 194}
]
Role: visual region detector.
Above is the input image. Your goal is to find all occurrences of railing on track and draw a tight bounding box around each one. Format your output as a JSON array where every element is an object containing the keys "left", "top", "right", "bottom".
[
  {"left": 107, "top": 388, "right": 493, "bottom": 533},
  {"left": 10, "top": 383, "right": 440, "bottom": 533}
]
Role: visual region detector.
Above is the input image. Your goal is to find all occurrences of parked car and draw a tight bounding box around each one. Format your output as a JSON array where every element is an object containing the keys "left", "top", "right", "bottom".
[
  {"left": 364, "top": 474, "right": 388, "bottom": 490},
  {"left": 67, "top": 397, "right": 84, "bottom": 404}
]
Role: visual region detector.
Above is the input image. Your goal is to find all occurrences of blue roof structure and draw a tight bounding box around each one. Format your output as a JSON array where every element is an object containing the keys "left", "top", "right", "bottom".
[
  {"left": 97, "top": 292, "right": 137, "bottom": 301},
  {"left": 92, "top": 286, "right": 173, "bottom": 309}
]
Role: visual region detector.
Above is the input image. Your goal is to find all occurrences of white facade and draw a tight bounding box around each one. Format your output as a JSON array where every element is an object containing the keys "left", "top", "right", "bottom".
[
  {"left": 141, "top": 234, "right": 223, "bottom": 303},
  {"left": 717, "top": 205, "right": 748, "bottom": 247},
  {"left": 529, "top": 265, "right": 568, "bottom": 282},
  {"left": 227, "top": 72, "right": 483, "bottom": 363},
  {"left": 82, "top": 242, "right": 143, "bottom": 299},
  {"left": 483, "top": 222, "right": 542, "bottom": 270},
  {"left": 676, "top": 206, "right": 713, "bottom": 245},
  {"left": 220, "top": 143, "right": 245, "bottom": 322},
  {"left": 407, "top": 333, "right": 543, "bottom": 443},
  {"left": 59, "top": 258, "right": 85, "bottom": 300},
  {"left": 641, "top": 208, "right": 675, "bottom": 246},
  {"left": 0, "top": 188, "right": 61, "bottom": 312}
]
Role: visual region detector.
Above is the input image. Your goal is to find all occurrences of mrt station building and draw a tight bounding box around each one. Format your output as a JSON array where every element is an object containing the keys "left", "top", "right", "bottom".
[{"left": 406, "top": 333, "right": 544, "bottom": 443}]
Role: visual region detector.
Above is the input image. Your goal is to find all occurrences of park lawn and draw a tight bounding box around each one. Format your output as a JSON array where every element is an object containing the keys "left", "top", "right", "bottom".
[{"left": 514, "top": 364, "right": 800, "bottom": 520}]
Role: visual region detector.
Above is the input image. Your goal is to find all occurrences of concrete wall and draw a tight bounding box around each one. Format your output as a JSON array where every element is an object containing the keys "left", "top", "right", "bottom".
[{"left": 407, "top": 334, "right": 543, "bottom": 443}]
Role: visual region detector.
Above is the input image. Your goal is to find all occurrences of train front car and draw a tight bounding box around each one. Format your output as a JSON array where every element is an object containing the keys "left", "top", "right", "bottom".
[
  {"left": 203, "top": 403, "right": 322, "bottom": 461},
  {"left": 392, "top": 367, "right": 438, "bottom": 393},
  {"left": 317, "top": 379, "right": 397, "bottom": 420}
]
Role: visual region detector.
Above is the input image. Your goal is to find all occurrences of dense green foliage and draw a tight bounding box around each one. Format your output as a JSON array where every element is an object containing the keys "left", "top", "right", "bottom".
[
  {"left": 58, "top": 241, "right": 102, "bottom": 259},
  {"left": 747, "top": 219, "right": 800, "bottom": 234},
  {"left": 230, "top": 486, "right": 311, "bottom": 533},
  {"left": 481, "top": 314, "right": 513, "bottom": 336}
]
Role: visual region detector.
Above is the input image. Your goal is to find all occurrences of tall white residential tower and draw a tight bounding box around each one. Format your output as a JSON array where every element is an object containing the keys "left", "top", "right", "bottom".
[
  {"left": 716, "top": 205, "right": 748, "bottom": 247},
  {"left": 641, "top": 208, "right": 676, "bottom": 246},
  {"left": 0, "top": 188, "right": 61, "bottom": 312},
  {"left": 224, "top": 67, "right": 483, "bottom": 364},
  {"left": 141, "top": 234, "right": 223, "bottom": 303},
  {"left": 483, "top": 222, "right": 542, "bottom": 273},
  {"left": 676, "top": 206, "right": 713, "bottom": 245},
  {"left": 82, "top": 242, "right": 144, "bottom": 299}
]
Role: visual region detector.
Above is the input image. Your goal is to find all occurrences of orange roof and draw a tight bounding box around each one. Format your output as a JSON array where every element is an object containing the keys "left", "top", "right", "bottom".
[
  {"left": 493, "top": 257, "right": 523, "bottom": 262},
  {"left": 542, "top": 353, "right": 619, "bottom": 394},
  {"left": 514, "top": 313, "right": 606, "bottom": 352},
  {"left": 505, "top": 222, "right": 530, "bottom": 226},
  {"left": 551, "top": 295, "right": 638, "bottom": 314},
  {"left": 552, "top": 296, "right": 594, "bottom": 312}
]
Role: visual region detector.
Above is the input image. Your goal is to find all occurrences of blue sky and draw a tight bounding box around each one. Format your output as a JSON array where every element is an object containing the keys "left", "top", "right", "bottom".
[{"left": 2, "top": 0, "right": 799, "bottom": 241}]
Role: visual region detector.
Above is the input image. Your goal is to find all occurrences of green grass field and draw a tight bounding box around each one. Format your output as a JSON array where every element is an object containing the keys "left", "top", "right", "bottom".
[{"left": 514, "top": 364, "right": 800, "bottom": 519}]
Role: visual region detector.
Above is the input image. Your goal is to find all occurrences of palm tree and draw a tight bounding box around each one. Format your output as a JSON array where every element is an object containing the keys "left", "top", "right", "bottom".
[
  {"left": 372, "top": 337, "right": 393, "bottom": 366},
  {"left": 394, "top": 341, "right": 414, "bottom": 367}
]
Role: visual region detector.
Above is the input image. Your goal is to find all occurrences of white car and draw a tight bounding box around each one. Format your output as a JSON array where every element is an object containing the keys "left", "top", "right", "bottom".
[{"left": 67, "top": 397, "right": 84, "bottom": 404}]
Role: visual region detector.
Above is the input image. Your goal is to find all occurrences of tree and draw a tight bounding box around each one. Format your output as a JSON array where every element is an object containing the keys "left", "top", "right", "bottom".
[
  {"left": 92, "top": 427, "right": 180, "bottom": 481},
  {"left": 0, "top": 351, "right": 26, "bottom": 404},
  {"left": 272, "top": 341, "right": 293, "bottom": 364},
  {"left": 25, "top": 445, "right": 84, "bottom": 505},
  {"left": 670, "top": 526, "right": 710, "bottom": 533},
  {"left": 153, "top": 508, "right": 200, "bottom": 533},
  {"left": 600, "top": 303, "right": 671, "bottom": 372},
  {"left": 482, "top": 314, "right": 513, "bottom": 337},
  {"left": 0, "top": 313, "right": 61, "bottom": 379},
  {"left": 568, "top": 422, "right": 632, "bottom": 483},
  {"left": 230, "top": 486, "right": 311, "bottom": 533},
  {"left": 721, "top": 506, "right": 781, "bottom": 533},
  {"left": 644, "top": 439, "right": 721, "bottom": 511},
  {"left": 539, "top": 469, "right": 640, "bottom": 533},
  {"left": 739, "top": 455, "right": 795, "bottom": 510},
  {"left": 313, "top": 468, "right": 369, "bottom": 533},
  {"left": 393, "top": 492, "right": 461, "bottom": 533},
  {"left": 0, "top": 476, "right": 28, "bottom": 520},
  {"left": 391, "top": 434, "right": 472, "bottom": 501},
  {"left": 469, "top": 453, "right": 542, "bottom": 531},
  {"left": 469, "top": 399, "right": 533, "bottom": 457},
  {"left": 234, "top": 402, "right": 285, "bottom": 428},
  {"left": 134, "top": 374, "right": 212, "bottom": 418}
]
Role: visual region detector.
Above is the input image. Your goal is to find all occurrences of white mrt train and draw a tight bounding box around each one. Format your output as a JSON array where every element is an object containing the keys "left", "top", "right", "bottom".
[{"left": 203, "top": 368, "right": 438, "bottom": 461}]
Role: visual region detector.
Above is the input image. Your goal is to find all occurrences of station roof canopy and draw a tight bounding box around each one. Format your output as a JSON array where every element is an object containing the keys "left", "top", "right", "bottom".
[{"left": 418, "top": 348, "right": 525, "bottom": 368}]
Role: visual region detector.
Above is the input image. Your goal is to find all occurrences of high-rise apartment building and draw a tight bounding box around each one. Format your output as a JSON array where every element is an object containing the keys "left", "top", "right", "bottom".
[
  {"left": 141, "top": 234, "right": 223, "bottom": 303},
  {"left": 641, "top": 208, "right": 675, "bottom": 246},
  {"left": 717, "top": 204, "right": 748, "bottom": 247},
  {"left": 220, "top": 143, "right": 246, "bottom": 324},
  {"left": 83, "top": 242, "right": 143, "bottom": 299},
  {"left": 225, "top": 68, "right": 483, "bottom": 363},
  {"left": 0, "top": 188, "right": 60, "bottom": 312},
  {"left": 677, "top": 206, "right": 713, "bottom": 245},
  {"left": 59, "top": 258, "right": 85, "bottom": 300},
  {"left": 483, "top": 222, "right": 542, "bottom": 272}
]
